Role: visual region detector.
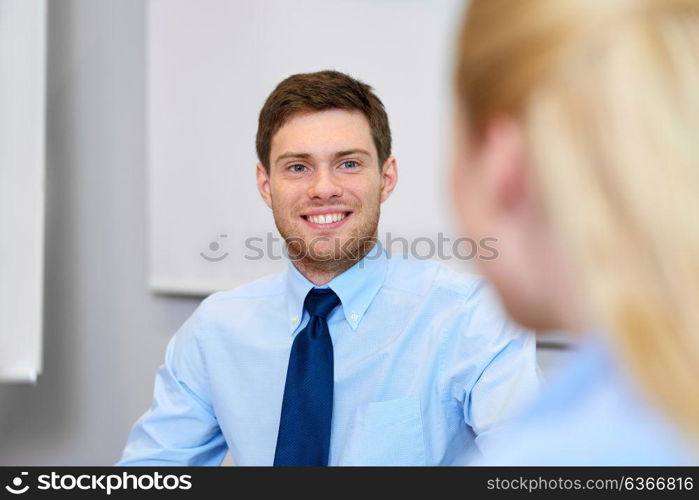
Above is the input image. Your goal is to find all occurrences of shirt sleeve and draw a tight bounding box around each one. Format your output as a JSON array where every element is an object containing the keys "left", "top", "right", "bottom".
[
  {"left": 116, "top": 304, "right": 228, "bottom": 466},
  {"left": 442, "top": 278, "right": 543, "bottom": 458}
]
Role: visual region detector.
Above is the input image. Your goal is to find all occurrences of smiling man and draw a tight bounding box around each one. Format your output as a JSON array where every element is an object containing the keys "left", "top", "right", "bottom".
[
  {"left": 258, "top": 104, "right": 388, "bottom": 285},
  {"left": 117, "top": 70, "right": 541, "bottom": 466}
]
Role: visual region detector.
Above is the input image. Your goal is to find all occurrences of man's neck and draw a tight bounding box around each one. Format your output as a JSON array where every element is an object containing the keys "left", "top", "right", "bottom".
[
  {"left": 292, "top": 240, "right": 378, "bottom": 286},
  {"left": 294, "top": 259, "right": 354, "bottom": 286}
]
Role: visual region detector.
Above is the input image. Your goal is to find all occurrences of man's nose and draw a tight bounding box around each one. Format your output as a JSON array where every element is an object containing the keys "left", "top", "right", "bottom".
[{"left": 307, "top": 167, "right": 343, "bottom": 200}]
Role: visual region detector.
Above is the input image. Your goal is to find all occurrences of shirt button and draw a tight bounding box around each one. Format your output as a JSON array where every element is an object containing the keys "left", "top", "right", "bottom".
[
  {"left": 350, "top": 313, "right": 359, "bottom": 322},
  {"left": 290, "top": 315, "right": 298, "bottom": 323}
]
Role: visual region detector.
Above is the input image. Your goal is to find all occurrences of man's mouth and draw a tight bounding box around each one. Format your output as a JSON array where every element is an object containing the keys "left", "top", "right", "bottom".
[{"left": 300, "top": 210, "right": 353, "bottom": 229}]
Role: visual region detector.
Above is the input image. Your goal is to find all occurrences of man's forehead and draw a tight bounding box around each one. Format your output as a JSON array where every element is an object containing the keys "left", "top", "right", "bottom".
[{"left": 270, "top": 109, "right": 376, "bottom": 162}]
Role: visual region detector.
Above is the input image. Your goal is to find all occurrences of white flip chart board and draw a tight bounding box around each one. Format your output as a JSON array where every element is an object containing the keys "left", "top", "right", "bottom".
[
  {"left": 0, "top": 0, "right": 46, "bottom": 382},
  {"left": 147, "top": 0, "right": 467, "bottom": 295}
]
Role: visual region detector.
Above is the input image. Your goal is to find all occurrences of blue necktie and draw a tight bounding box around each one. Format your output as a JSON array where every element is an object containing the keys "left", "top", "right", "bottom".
[{"left": 274, "top": 287, "right": 341, "bottom": 466}]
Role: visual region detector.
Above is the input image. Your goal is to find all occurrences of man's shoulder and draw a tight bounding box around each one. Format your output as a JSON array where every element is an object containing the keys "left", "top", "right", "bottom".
[
  {"left": 212, "top": 271, "right": 286, "bottom": 299},
  {"left": 171, "top": 272, "right": 286, "bottom": 347},
  {"left": 384, "top": 254, "right": 485, "bottom": 301},
  {"left": 198, "top": 271, "right": 286, "bottom": 312},
  {"left": 383, "top": 256, "right": 520, "bottom": 343}
]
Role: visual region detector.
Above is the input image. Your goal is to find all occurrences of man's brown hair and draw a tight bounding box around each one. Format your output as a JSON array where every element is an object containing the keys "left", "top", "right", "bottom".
[{"left": 256, "top": 70, "right": 392, "bottom": 172}]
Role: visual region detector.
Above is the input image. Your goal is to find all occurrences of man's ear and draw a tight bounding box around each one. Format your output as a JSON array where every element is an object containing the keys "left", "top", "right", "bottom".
[
  {"left": 480, "top": 116, "right": 527, "bottom": 213},
  {"left": 256, "top": 163, "right": 273, "bottom": 209},
  {"left": 379, "top": 156, "right": 398, "bottom": 203}
]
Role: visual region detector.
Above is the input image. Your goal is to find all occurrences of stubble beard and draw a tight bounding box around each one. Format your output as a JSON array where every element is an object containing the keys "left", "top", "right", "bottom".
[{"left": 273, "top": 202, "right": 380, "bottom": 276}]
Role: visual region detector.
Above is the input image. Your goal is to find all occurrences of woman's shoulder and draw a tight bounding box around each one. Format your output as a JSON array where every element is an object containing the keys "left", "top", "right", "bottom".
[{"left": 477, "top": 338, "right": 696, "bottom": 465}]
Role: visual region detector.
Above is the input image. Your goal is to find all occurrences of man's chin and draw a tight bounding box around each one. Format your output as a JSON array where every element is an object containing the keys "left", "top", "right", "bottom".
[
  {"left": 297, "top": 243, "right": 349, "bottom": 264},
  {"left": 287, "top": 237, "right": 370, "bottom": 265}
]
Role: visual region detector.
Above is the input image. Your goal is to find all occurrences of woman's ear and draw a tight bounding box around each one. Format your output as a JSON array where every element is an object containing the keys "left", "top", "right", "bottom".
[{"left": 480, "top": 116, "right": 528, "bottom": 214}]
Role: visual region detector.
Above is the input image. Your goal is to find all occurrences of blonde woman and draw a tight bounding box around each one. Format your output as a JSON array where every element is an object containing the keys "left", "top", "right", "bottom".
[{"left": 451, "top": 0, "right": 699, "bottom": 464}]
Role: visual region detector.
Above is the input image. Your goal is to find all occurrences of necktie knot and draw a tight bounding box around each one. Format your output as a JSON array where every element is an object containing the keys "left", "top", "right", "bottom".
[{"left": 304, "top": 288, "right": 341, "bottom": 318}]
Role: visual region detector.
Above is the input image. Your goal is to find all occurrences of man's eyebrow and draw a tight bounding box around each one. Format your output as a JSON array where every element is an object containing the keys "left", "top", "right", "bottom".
[
  {"left": 333, "top": 149, "right": 372, "bottom": 159},
  {"left": 275, "top": 152, "right": 311, "bottom": 164}
]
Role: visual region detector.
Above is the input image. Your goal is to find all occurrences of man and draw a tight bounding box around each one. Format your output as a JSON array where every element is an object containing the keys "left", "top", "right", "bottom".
[{"left": 117, "top": 70, "right": 540, "bottom": 466}]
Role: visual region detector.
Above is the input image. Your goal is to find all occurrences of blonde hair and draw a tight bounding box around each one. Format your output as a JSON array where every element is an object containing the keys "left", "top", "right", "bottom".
[{"left": 456, "top": 0, "right": 699, "bottom": 442}]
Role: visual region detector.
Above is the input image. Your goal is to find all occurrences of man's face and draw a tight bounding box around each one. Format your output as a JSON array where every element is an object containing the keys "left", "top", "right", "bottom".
[{"left": 256, "top": 109, "right": 397, "bottom": 267}]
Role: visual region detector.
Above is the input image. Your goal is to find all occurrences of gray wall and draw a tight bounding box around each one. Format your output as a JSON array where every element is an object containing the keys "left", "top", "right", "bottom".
[{"left": 0, "top": 0, "right": 199, "bottom": 465}]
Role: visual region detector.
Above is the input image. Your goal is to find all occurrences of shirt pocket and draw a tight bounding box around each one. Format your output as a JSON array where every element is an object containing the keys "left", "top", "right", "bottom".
[{"left": 340, "top": 397, "right": 426, "bottom": 466}]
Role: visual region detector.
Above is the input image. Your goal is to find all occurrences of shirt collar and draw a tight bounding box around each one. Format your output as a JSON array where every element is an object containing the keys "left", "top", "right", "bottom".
[{"left": 285, "top": 241, "right": 388, "bottom": 334}]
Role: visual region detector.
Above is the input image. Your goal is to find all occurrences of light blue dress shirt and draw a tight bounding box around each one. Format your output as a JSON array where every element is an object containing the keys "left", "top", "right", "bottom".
[
  {"left": 118, "top": 243, "right": 540, "bottom": 466},
  {"left": 477, "top": 335, "right": 697, "bottom": 465}
]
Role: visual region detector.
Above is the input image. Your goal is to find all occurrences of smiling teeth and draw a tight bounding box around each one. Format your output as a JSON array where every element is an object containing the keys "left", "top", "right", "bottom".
[{"left": 308, "top": 212, "right": 346, "bottom": 224}]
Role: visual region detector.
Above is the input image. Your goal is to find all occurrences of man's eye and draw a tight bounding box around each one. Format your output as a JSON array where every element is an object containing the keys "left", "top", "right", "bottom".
[
  {"left": 341, "top": 160, "right": 359, "bottom": 169},
  {"left": 289, "top": 164, "right": 307, "bottom": 172}
]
